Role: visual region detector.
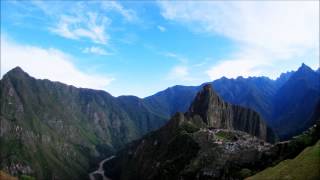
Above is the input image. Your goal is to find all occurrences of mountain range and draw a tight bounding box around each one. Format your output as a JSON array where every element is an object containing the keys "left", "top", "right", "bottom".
[
  {"left": 102, "top": 84, "right": 320, "bottom": 180},
  {"left": 0, "top": 63, "right": 319, "bottom": 179},
  {"left": 144, "top": 63, "right": 320, "bottom": 139}
]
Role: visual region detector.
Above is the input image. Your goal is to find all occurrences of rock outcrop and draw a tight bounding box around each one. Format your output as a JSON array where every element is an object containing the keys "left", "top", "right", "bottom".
[{"left": 187, "top": 84, "right": 275, "bottom": 142}]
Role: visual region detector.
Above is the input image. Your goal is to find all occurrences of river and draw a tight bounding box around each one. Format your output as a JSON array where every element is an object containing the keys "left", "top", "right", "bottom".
[{"left": 89, "top": 155, "right": 115, "bottom": 180}]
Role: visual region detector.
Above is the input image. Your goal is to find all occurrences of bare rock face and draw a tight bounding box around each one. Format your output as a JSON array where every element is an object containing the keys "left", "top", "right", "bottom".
[
  {"left": 187, "top": 84, "right": 275, "bottom": 142},
  {"left": 188, "top": 84, "right": 233, "bottom": 129}
]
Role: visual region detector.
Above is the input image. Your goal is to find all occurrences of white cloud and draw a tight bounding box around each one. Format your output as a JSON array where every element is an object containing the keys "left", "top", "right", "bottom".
[
  {"left": 157, "top": 25, "right": 166, "bottom": 32},
  {"left": 82, "top": 46, "right": 112, "bottom": 56},
  {"left": 206, "top": 48, "right": 271, "bottom": 79},
  {"left": 159, "top": 1, "right": 319, "bottom": 79},
  {"left": 31, "top": 1, "right": 137, "bottom": 44},
  {"left": 50, "top": 12, "right": 110, "bottom": 44},
  {"left": 1, "top": 36, "right": 114, "bottom": 90}
]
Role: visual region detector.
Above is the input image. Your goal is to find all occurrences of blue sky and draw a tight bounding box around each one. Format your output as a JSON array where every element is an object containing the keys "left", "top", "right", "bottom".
[{"left": 1, "top": 1, "right": 319, "bottom": 97}]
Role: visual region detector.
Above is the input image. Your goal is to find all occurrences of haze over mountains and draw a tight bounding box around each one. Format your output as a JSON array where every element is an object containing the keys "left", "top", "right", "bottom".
[{"left": 0, "top": 63, "right": 319, "bottom": 179}]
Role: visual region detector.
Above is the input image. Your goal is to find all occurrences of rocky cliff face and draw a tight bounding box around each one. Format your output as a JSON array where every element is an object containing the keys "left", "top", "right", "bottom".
[
  {"left": 187, "top": 84, "right": 275, "bottom": 142},
  {"left": 187, "top": 85, "right": 233, "bottom": 129},
  {"left": 104, "top": 85, "right": 277, "bottom": 180},
  {"left": 0, "top": 67, "right": 167, "bottom": 179}
]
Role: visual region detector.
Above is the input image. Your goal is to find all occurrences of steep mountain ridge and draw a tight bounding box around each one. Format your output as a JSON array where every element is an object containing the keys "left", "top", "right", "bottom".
[
  {"left": 186, "top": 85, "right": 275, "bottom": 142},
  {"left": 104, "top": 85, "right": 276, "bottom": 180},
  {"left": 212, "top": 76, "right": 277, "bottom": 122},
  {"left": 0, "top": 67, "right": 167, "bottom": 179},
  {"left": 273, "top": 64, "right": 320, "bottom": 138}
]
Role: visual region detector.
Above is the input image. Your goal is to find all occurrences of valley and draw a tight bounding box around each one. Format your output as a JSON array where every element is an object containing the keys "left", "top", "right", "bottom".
[
  {"left": 0, "top": 64, "right": 319, "bottom": 179},
  {"left": 1, "top": 1, "right": 319, "bottom": 179}
]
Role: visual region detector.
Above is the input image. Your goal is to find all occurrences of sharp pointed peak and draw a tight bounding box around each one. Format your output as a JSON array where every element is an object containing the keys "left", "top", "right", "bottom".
[
  {"left": 188, "top": 84, "right": 223, "bottom": 118},
  {"left": 298, "top": 63, "right": 312, "bottom": 72},
  {"left": 5, "top": 66, "right": 29, "bottom": 78}
]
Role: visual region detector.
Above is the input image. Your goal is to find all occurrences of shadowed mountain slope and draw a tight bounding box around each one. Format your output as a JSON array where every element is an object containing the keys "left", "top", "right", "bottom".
[{"left": 0, "top": 67, "right": 167, "bottom": 179}]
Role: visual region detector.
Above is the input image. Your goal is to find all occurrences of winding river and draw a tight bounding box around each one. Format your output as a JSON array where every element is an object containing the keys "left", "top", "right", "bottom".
[{"left": 89, "top": 156, "right": 115, "bottom": 180}]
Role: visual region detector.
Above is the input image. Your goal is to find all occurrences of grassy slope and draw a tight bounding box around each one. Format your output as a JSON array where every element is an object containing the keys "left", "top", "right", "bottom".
[{"left": 247, "top": 140, "right": 320, "bottom": 180}]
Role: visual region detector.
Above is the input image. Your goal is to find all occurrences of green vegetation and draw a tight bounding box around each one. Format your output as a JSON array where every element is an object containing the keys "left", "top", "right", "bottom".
[
  {"left": 180, "top": 122, "right": 200, "bottom": 133},
  {"left": 0, "top": 68, "right": 168, "bottom": 179},
  {"left": 237, "top": 168, "right": 252, "bottom": 179},
  {"left": 289, "top": 132, "right": 314, "bottom": 150},
  {"left": 19, "top": 175, "right": 35, "bottom": 180},
  {"left": 247, "top": 140, "right": 320, "bottom": 180},
  {"left": 215, "top": 130, "right": 237, "bottom": 141}
]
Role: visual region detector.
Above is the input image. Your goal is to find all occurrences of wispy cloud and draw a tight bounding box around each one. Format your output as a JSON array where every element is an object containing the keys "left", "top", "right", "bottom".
[
  {"left": 50, "top": 13, "right": 110, "bottom": 44},
  {"left": 29, "top": 1, "right": 138, "bottom": 45},
  {"left": 157, "top": 25, "right": 166, "bottom": 32},
  {"left": 82, "top": 46, "right": 112, "bottom": 56},
  {"left": 159, "top": 1, "right": 319, "bottom": 79},
  {"left": 1, "top": 36, "right": 114, "bottom": 90},
  {"left": 163, "top": 52, "right": 188, "bottom": 63},
  {"left": 101, "top": 1, "right": 138, "bottom": 22}
]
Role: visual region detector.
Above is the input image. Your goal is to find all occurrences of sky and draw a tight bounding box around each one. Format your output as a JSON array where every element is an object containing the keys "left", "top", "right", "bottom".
[{"left": 1, "top": 0, "right": 319, "bottom": 97}]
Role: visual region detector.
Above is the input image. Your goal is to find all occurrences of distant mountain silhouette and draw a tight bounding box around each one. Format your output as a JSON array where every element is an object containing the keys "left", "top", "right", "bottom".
[
  {"left": 144, "top": 63, "right": 320, "bottom": 140},
  {"left": 273, "top": 63, "right": 320, "bottom": 138}
]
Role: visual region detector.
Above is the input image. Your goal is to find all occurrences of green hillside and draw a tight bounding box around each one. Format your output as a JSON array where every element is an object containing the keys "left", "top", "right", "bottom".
[
  {"left": 247, "top": 140, "right": 320, "bottom": 180},
  {"left": 0, "top": 67, "right": 167, "bottom": 179}
]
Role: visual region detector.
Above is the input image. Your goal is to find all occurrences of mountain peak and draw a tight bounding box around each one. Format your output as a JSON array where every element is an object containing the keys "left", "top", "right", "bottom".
[
  {"left": 188, "top": 84, "right": 231, "bottom": 128},
  {"left": 9, "top": 66, "right": 24, "bottom": 72},
  {"left": 297, "top": 63, "right": 313, "bottom": 73},
  {"left": 6, "top": 66, "right": 29, "bottom": 78},
  {"left": 290, "top": 63, "right": 319, "bottom": 82},
  {"left": 189, "top": 84, "right": 222, "bottom": 111}
]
